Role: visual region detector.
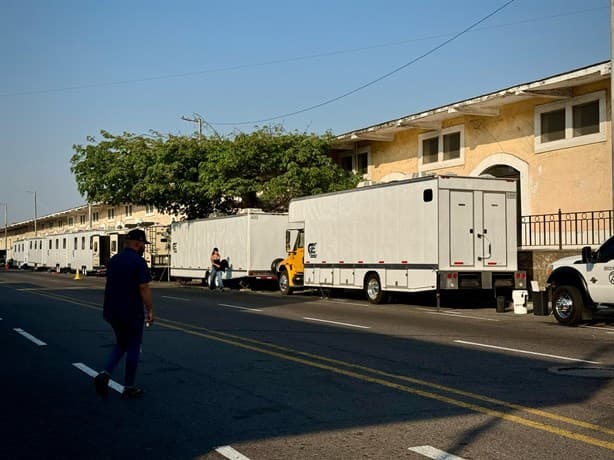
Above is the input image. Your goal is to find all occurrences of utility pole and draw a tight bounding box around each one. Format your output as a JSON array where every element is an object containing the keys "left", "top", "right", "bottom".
[
  {"left": 181, "top": 113, "right": 222, "bottom": 139},
  {"left": 1, "top": 202, "right": 7, "bottom": 268},
  {"left": 181, "top": 114, "right": 203, "bottom": 139},
  {"left": 194, "top": 112, "right": 222, "bottom": 139},
  {"left": 26, "top": 190, "right": 38, "bottom": 236}
]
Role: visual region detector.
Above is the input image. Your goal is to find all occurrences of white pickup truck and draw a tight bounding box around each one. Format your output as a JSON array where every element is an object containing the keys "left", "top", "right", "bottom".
[{"left": 546, "top": 235, "right": 614, "bottom": 325}]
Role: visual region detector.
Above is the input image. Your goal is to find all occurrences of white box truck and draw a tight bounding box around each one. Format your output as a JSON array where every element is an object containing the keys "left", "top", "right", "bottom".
[
  {"left": 277, "top": 175, "right": 526, "bottom": 303},
  {"left": 170, "top": 210, "right": 288, "bottom": 286}
]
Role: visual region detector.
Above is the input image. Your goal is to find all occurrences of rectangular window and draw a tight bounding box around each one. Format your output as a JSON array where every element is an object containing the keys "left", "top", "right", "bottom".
[
  {"left": 125, "top": 205, "right": 132, "bottom": 217},
  {"left": 92, "top": 211, "right": 99, "bottom": 222},
  {"left": 145, "top": 204, "right": 155, "bottom": 215},
  {"left": 340, "top": 155, "right": 353, "bottom": 172},
  {"left": 62, "top": 238, "right": 66, "bottom": 249},
  {"left": 535, "top": 91, "right": 606, "bottom": 152},
  {"left": 107, "top": 208, "right": 115, "bottom": 219},
  {"left": 55, "top": 239, "right": 59, "bottom": 249},
  {"left": 422, "top": 137, "right": 439, "bottom": 164},
  {"left": 572, "top": 100, "right": 599, "bottom": 137},
  {"left": 49, "top": 240, "right": 52, "bottom": 250},
  {"left": 540, "top": 109, "right": 565, "bottom": 142},
  {"left": 74, "top": 237, "right": 78, "bottom": 250},
  {"left": 443, "top": 132, "right": 461, "bottom": 161},
  {"left": 356, "top": 152, "right": 368, "bottom": 176},
  {"left": 79, "top": 215, "right": 86, "bottom": 225},
  {"left": 68, "top": 217, "right": 74, "bottom": 226},
  {"left": 81, "top": 237, "right": 85, "bottom": 250},
  {"left": 419, "top": 126, "right": 464, "bottom": 170},
  {"left": 111, "top": 241, "right": 117, "bottom": 252}
]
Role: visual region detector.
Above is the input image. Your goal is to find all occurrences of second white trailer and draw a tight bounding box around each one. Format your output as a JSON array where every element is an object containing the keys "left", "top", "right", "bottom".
[
  {"left": 170, "top": 210, "right": 288, "bottom": 284},
  {"left": 46, "top": 230, "right": 105, "bottom": 272}
]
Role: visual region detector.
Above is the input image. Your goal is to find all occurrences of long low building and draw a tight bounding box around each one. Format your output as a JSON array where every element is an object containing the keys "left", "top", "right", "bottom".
[{"left": 1, "top": 203, "right": 174, "bottom": 270}]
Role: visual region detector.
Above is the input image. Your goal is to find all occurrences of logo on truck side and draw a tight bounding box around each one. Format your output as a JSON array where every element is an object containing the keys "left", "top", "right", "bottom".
[
  {"left": 307, "top": 243, "right": 317, "bottom": 258},
  {"left": 609, "top": 271, "right": 614, "bottom": 285}
]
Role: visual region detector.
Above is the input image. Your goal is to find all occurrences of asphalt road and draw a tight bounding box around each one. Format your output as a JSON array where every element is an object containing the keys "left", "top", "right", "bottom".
[{"left": 1, "top": 270, "right": 612, "bottom": 460}]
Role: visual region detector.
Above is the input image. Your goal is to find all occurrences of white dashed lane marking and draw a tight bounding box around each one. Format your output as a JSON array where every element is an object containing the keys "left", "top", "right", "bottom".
[
  {"left": 303, "top": 317, "right": 371, "bottom": 329},
  {"left": 454, "top": 340, "right": 601, "bottom": 364},
  {"left": 161, "top": 296, "right": 191, "bottom": 301},
  {"left": 14, "top": 328, "right": 47, "bottom": 346},
  {"left": 409, "top": 445, "right": 466, "bottom": 459},
  {"left": 580, "top": 325, "right": 614, "bottom": 332},
  {"left": 214, "top": 445, "right": 251, "bottom": 460},
  {"left": 425, "top": 311, "right": 499, "bottom": 322},
  {"left": 72, "top": 362, "right": 124, "bottom": 393},
  {"left": 219, "top": 303, "right": 263, "bottom": 312}
]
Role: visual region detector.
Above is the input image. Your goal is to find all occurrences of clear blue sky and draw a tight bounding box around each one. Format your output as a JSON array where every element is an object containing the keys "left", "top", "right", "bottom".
[{"left": 0, "top": 0, "right": 609, "bottom": 224}]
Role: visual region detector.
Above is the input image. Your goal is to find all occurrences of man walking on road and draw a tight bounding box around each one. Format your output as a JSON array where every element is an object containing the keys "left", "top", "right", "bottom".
[{"left": 94, "top": 229, "right": 154, "bottom": 399}]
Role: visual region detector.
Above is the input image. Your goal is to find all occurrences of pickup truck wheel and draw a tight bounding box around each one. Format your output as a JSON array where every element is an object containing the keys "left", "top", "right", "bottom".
[
  {"left": 365, "top": 273, "right": 387, "bottom": 304},
  {"left": 279, "top": 270, "right": 293, "bottom": 295},
  {"left": 552, "top": 285, "right": 584, "bottom": 326}
]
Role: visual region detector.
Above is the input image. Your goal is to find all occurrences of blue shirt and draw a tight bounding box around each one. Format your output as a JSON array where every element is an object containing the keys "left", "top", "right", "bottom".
[{"left": 103, "top": 248, "right": 152, "bottom": 323}]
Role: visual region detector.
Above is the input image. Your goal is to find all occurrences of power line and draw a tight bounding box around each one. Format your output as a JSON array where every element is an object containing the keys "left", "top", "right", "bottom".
[
  {"left": 213, "top": 0, "right": 519, "bottom": 126},
  {"left": 0, "top": 3, "right": 603, "bottom": 99}
]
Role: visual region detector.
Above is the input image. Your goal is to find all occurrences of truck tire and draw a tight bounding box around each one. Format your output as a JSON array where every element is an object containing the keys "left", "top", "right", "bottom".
[
  {"left": 552, "top": 285, "right": 584, "bottom": 326},
  {"left": 365, "top": 273, "right": 387, "bottom": 304},
  {"left": 271, "top": 258, "right": 284, "bottom": 274},
  {"left": 279, "top": 270, "right": 293, "bottom": 296}
]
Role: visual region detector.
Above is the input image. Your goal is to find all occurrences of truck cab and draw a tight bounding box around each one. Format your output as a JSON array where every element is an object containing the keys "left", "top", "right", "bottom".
[
  {"left": 278, "top": 227, "right": 304, "bottom": 295},
  {"left": 547, "top": 235, "right": 614, "bottom": 325}
]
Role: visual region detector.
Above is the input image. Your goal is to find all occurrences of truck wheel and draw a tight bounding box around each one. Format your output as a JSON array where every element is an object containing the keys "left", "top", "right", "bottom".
[
  {"left": 279, "top": 270, "right": 293, "bottom": 295},
  {"left": 552, "top": 285, "right": 584, "bottom": 326},
  {"left": 365, "top": 273, "right": 387, "bottom": 304},
  {"left": 271, "top": 258, "right": 284, "bottom": 274}
]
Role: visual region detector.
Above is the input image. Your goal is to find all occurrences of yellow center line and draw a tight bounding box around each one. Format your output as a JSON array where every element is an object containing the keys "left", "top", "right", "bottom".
[{"left": 29, "top": 290, "right": 614, "bottom": 450}]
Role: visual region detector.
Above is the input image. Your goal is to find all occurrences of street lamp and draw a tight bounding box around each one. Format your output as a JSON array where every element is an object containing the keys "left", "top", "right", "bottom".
[
  {"left": 0, "top": 202, "right": 6, "bottom": 268},
  {"left": 180, "top": 113, "right": 221, "bottom": 140},
  {"left": 26, "top": 190, "right": 37, "bottom": 236},
  {"left": 194, "top": 113, "right": 222, "bottom": 139}
]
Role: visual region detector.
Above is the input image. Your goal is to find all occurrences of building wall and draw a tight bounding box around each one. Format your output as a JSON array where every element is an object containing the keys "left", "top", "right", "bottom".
[
  {"left": 365, "top": 80, "right": 612, "bottom": 216},
  {"left": 1, "top": 203, "right": 175, "bottom": 252}
]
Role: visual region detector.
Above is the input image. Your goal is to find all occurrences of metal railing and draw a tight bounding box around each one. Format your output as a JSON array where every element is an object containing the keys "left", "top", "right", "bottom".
[{"left": 521, "top": 209, "right": 614, "bottom": 249}]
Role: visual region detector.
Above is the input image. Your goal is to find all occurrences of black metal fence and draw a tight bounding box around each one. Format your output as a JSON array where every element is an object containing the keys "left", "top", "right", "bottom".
[{"left": 521, "top": 209, "right": 614, "bottom": 249}]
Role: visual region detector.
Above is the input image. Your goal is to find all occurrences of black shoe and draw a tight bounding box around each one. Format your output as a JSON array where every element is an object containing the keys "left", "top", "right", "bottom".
[
  {"left": 94, "top": 372, "right": 110, "bottom": 398},
  {"left": 121, "top": 386, "right": 144, "bottom": 399}
]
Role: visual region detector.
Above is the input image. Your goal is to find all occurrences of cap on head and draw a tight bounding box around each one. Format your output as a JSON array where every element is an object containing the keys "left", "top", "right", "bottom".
[{"left": 126, "top": 229, "right": 151, "bottom": 244}]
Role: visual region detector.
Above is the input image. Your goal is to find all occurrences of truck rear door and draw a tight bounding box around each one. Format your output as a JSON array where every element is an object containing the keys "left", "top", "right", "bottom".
[
  {"left": 481, "top": 192, "right": 508, "bottom": 267},
  {"left": 449, "top": 190, "right": 475, "bottom": 267}
]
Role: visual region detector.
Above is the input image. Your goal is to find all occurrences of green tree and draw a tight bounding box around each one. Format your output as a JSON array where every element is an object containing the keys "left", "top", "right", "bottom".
[{"left": 70, "top": 126, "right": 359, "bottom": 219}]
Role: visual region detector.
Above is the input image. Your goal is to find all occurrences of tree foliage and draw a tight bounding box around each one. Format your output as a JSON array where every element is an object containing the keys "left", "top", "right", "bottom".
[{"left": 70, "top": 126, "right": 359, "bottom": 219}]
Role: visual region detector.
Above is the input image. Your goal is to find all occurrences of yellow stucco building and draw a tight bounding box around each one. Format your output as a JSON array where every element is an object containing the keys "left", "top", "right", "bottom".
[
  {"left": 2, "top": 62, "right": 612, "bottom": 274},
  {"left": 332, "top": 61, "right": 613, "bottom": 225}
]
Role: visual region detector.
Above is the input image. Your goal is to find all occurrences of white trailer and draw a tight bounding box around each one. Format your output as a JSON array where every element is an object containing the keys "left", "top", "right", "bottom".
[
  {"left": 170, "top": 210, "right": 288, "bottom": 285},
  {"left": 10, "top": 237, "right": 46, "bottom": 269},
  {"left": 46, "top": 230, "right": 104, "bottom": 272},
  {"left": 287, "top": 175, "right": 526, "bottom": 303},
  {"left": 10, "top": 239, "right": 28, "bottom": 267},
  {"left": 27, "top": 237, "right": 46, "bottom": 268}
]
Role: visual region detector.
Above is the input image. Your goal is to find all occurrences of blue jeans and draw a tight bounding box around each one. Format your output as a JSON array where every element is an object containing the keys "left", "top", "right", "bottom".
[
  {"left": 104, "top": 319, "right": 144, "bottom": 387},
  {"left": 209, "top": 268, "right": 224, "bottom": 289}
]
